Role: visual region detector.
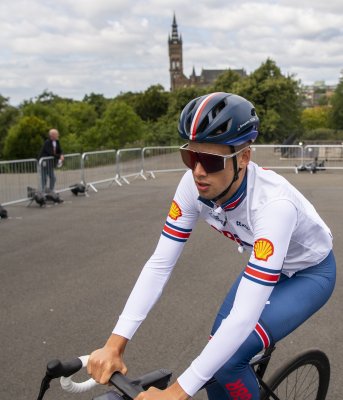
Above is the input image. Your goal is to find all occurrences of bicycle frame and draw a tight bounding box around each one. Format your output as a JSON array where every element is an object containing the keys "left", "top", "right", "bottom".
[{"left": 201, "top": 346, "right": 280, "bottom": 400}]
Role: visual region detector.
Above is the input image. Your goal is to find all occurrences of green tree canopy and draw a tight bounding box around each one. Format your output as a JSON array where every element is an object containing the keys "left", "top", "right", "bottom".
[
  {"left": 144, "top": 116, "right": 179, "bottom": 146},
  {"left": 20, "top": 101, "right": 66, "bottom": 133},
  {"left": 133, "top": 84, "right": 169, "bottom": 122},
  {"left": 301, "top": 106, "right": 330, "bottom": 132},
  {"left": 167, "top": 86, "right": 207, "bottom": 117},
  {"left": 3, "top": 116, "right": 49, "bottom": 159},
  {"left": 233, "top": 58, "right": 302, "bottom": 143},
  {"left": 0, "top": 95, "right": 19, "bottom": 158},
  {"left": 83, "top": 93, "right": 109, "bottom": 118},
  {"left": 211, "top": 69, "right": 243, "bottom": 92},
  {"left": 82, "top": 101, "right": 146, "bottom": 150},
  {"left": 54, "top": 101, "right": 97, "bottom": 136},
  {"left": 330, "top": 79, "right": 343, "bottom": 129}
]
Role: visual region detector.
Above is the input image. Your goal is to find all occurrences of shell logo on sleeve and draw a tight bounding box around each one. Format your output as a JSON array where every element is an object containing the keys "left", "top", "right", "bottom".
[
  {"left": 168, "top": 200, "right": 182, "bottom": 220},
  {"left": 254, "top": 238, "right": 274, "bottom": 261}
]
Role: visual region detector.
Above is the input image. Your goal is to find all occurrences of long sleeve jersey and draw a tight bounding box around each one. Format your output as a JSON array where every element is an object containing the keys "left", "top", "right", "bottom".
[{"left": 113, "top": 161, "right": 333, "bottom": 396}]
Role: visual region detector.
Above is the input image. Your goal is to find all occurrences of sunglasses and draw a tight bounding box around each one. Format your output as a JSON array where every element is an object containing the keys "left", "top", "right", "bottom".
[{"left": 179, "top": 143, "right": 248, "bottom": 173}]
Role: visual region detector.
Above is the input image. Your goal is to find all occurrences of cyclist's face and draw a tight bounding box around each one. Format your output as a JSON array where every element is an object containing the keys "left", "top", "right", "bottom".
[{"left": 187, "top": 141, "right": 250, "bottom": 203}]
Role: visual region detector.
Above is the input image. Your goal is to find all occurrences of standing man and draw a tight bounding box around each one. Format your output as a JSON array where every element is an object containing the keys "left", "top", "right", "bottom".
[{"left": 38, "top": 128, "right": 64, "bottom": 192}]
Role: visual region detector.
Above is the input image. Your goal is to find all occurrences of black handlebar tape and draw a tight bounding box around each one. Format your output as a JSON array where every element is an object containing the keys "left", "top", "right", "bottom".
[
  {"left": 46, "top": 358, "right": 83, "bottom": 378},
  {"left": 110, "top": 372, "right": 143, "bottom": 399}
]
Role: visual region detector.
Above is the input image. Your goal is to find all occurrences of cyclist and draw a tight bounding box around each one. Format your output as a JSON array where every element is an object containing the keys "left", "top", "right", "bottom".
[{"left": 88, "top": 92, "right": 336, "bottom": 400}]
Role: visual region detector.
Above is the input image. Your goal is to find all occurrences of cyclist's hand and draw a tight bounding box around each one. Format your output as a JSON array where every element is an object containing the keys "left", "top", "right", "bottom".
[
  {"left": 87, "top": 334, "right": 128, "bottom": 385},
  {"left": 135, "top": 382, "right": 190, "bottom": 400}
]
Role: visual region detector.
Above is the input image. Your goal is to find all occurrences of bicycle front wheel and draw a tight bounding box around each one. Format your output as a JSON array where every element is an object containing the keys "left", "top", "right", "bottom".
[{"left": 260, "top": 349, "right": 330, "bottom": 400}]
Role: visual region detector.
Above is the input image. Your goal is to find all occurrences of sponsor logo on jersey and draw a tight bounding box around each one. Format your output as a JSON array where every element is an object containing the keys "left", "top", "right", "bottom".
[
  {"left": 211, "top": 225, "right": 253, "bottom": 248},
  {"left": 236, "top": 220, "right": 250, "bottom": 231},
  {"left": 253, "top": 238, "right": 274, "bottom": 261},
  {"left": 168, "top": 200, "right": 182, "bottom": 220},
  {"left": 210, "top": 209, "right": 227, "bottom": 226},
  {"left": 225, "top": 379, "right": 253, "bottom": 399}
]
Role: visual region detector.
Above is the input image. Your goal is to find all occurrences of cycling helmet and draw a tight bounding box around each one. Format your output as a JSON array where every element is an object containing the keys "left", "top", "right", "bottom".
[{"left": 178, "top": 92, "right": 259, "bottom": 146}]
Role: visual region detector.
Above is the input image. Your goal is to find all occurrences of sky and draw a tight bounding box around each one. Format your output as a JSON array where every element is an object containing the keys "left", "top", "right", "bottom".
[{"left": 1, "top": 0, "right": 343, "bottom": 106}]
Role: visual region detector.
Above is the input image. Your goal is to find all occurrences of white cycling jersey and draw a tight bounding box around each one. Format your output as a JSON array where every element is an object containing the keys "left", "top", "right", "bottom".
[{"left": 113, "top": 161, "right": 333, "bottom": 396}]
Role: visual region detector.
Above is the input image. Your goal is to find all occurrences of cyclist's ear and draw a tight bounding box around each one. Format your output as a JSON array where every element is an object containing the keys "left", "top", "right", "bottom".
[{"left": 238, "top": 145, "right": 251, "bottom": 168}]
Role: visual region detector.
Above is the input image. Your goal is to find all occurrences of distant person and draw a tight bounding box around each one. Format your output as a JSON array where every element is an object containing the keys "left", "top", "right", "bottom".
[{"left": 38, "top": 128, "right": 64, "bottom": 192}]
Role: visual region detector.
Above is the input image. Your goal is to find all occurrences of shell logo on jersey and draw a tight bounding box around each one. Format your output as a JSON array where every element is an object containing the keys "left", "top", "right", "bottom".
[
  {"left": 168, "top": 200, "right": 182, "bottom": 220},
  {"left": 254, "top": 238, "right": 274, "bottom": 261}
]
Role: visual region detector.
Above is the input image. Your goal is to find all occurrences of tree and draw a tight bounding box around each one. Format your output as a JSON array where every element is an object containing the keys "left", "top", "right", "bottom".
[
  {"left": 211, "top": 69, "right": 243, "bottom": 92},
  {"left": 143, "top": 116, "right": 179, "bottom": 146},
  {"left": 54, "top": 101, "right": 98, "bottom": 136},
  {"left": 0, "top": 95, "right": 19, "bottom": 159},
  {"left": 83, "top": 93, "right": 109, "bottom": 118},
  {"left": 34, "top": 90, "right": 65, "bottom": 104},
  {"left": 20, "top": 101, "right": 66, "bottom": 133},
  {"left": 330, "top": 79, "right": 343, "bottom": 129},
  {"left": 82, "top": 101, "right": 146, "bottom": 150},
  {"left": 233, "top": 59, "right": 302, "bottom": 143},
  {"left": 3, "top": 116, "right": 49, "bottom": 159},
  {"left": 168, "top": 86, "right": 207, "bottom": 118},
  {"left": 133, "top": 85, "right": 169, "bottom": 122},
  {"left": 301, "top": 106, "right": 330, "bottom": 132}
]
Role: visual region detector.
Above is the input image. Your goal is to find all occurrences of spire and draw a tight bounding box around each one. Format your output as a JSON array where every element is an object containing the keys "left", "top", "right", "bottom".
[
  {"left": 173, "top": 12, "right": 177, "bottom": 26},
  {"left": 171, "top": 12, "right": 179, "bottom": 42}
]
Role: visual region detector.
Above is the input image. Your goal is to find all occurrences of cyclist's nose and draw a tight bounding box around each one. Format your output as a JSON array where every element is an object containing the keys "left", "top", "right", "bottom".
[{"left": 193, "top": 161, "right": 207, "bottom": 177}]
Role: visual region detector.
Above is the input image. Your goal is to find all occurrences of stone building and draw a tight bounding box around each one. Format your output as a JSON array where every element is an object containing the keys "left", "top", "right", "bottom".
[{"left": 168, "top": 15, "right": 246, "bottom": 91}]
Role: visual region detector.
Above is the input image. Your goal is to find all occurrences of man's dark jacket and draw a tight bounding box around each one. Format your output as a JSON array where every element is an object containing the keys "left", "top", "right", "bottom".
[{"left": 38, "top": 139, "right": 63, "bottom": 167}]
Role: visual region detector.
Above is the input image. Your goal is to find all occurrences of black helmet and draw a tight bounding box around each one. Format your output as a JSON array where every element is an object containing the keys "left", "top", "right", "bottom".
[{"left": 178, "top": 92, "right": 259, "bottom": 146}]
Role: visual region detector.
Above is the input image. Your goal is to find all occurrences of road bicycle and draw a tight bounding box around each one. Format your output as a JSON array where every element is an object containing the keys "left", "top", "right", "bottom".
[{"left": 36, "top": 345, "right": 330, "bottom": 400}]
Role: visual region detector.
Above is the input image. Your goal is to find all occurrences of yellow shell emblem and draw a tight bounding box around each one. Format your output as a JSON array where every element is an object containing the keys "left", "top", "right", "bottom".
[
  {"left": 169, "top": 200, "right": 182, "bottom": 220},
  {"left": 254, "top": 238, "right": 274, "bottom": 261}
]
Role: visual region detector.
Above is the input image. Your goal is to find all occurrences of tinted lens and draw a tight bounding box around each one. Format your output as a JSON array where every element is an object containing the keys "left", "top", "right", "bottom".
[
  {"left": 180, "top": 147, "right": 197, "bottom": 170},
  {"left": 198, "top": 152, "right": 225, "bottom": 173},
  {"left": 180, "top": 148, "right": 225, "bottom": 173}
]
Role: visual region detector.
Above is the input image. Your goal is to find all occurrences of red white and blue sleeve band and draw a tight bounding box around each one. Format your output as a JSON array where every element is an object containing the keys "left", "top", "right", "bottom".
[
  {"left": 244, "top": 262, "right": 281, "bottom": 286},
  {"left": 162, "top": 221, "right": 192, "bottom": 243}
]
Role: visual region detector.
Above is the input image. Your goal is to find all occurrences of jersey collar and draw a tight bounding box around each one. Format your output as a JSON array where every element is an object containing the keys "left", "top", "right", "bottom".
[{"left": 198, "top": 170, "right": 247, "bottom": 211}]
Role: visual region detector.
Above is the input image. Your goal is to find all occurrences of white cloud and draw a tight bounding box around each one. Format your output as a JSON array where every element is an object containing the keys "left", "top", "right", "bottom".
[{"left": 0, "top": 0, "right": 342, "bottom": 105}]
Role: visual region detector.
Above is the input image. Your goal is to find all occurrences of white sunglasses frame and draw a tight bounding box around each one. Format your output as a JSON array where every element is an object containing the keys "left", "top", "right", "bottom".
[{"left": 179, "top": 143, "right": 250, "bottom": 172}]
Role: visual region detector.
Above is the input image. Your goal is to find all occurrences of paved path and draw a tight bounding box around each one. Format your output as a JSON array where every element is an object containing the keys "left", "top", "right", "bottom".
[{"left": 1, "top": 170, "right": 342, "bottom": 400}]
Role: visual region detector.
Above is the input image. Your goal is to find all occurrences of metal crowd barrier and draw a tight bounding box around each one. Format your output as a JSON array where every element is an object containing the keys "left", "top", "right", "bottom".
[
  {"left": 115, "top": 148, "right": 146, "bottom": 184},
  {"left": 0, "top": 159, "right": 39, "bottom": 206},
  {"left": 1, "top": 144, "right": 342, "bottom": 206},
  {"left": 251, "top": 145, "right": 304, "bottom": 170},
  {"left": 38, "top": 154, "right": 82, "bottom": 193},
  {"left": 142, "top": 146, "right": 186, "bottom": 178},
  {"left": 81, "top": 150, "right": 121, "bottom": 192},
  {"left": 303, "top": 145, "right": 343, "bottom": 170}
]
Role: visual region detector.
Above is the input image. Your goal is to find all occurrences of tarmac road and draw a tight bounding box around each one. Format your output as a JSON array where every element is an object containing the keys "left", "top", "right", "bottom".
[{"left": 1, "top": 170, "right": 342, "bottom": 400}]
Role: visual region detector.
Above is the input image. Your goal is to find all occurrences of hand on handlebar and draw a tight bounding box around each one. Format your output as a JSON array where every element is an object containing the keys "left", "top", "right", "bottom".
[
  {"left": 87, "top": 334, "right": 128, "bottom": 385},
  {"left": 134, "top": 381, "right": 190, "bottom": 400}
]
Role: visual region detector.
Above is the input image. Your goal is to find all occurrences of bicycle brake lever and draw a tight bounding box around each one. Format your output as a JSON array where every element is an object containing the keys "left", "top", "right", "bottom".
[
  {"left": 47, "top": 358, "right": 83, "bottom": 378},
  {"left": 36, "top": 357, "right": 83, "bottom": 400},
  {"left": 36, "top": 374, "right": 52, "bottom": 400}
]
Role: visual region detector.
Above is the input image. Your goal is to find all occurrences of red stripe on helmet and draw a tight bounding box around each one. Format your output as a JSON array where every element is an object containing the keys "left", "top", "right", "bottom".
[{"left": 190, "top": 92, "right": 220, "bottom": 140}]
